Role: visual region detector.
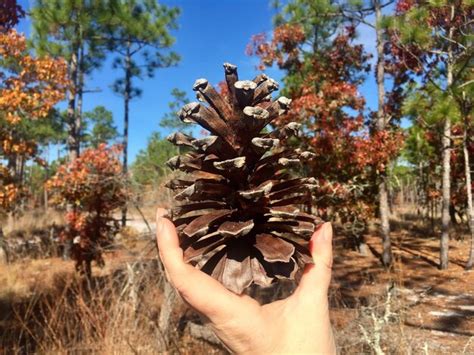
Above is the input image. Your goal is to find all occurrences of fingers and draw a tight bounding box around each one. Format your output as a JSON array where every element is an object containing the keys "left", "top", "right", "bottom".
[
  {"left": 295, "top": 222, "right": 333, "bottom": 299},
  {"left": 156, "top": 212, "right": 255, "bottom": 322}
]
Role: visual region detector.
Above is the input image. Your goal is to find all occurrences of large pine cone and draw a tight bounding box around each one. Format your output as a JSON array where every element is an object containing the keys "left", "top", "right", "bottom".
[{"left": 165, "top": 63, "right": 322, "bottom": 294}]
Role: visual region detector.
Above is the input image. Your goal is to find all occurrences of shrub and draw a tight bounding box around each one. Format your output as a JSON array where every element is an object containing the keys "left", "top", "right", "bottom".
[{"left": 47, "top": 144, "right": 127, "bottom": 277}]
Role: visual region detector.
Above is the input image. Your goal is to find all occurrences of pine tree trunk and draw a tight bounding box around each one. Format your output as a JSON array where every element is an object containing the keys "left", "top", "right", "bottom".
[
  {"left": 67, "top": 48, "right": 79, "bottom": 162},
  {"left": 121, "top": 44, "right": 131, "bottom": 227},
  {"left": 375, "top": 0, "right": 392, "bottom": 267},
  {"left": 0, "top": 227, "right": 7, "bottom": 265},
  {"left": 439, "top": 17, "right": 454, "bottom": 270},
  {"left": 44, "top": 145, "right": 49, "bottom": 210},
  {"left": 76, "top": 45, "right": 85, "bottom": 152},
  {"left": 64, "top": 44, "right": 79, "bottom": 260},
  {"left": 440, "top": 115, "right": 451, "bottom": 269},
  {"left": 463, "top": 117, "right": 474, "bottom": 269}
]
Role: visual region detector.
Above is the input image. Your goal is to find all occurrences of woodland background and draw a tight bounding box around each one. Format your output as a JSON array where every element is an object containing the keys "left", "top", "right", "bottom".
[{"left": 0, "top": 0, "right": 473, "bottom": 353}]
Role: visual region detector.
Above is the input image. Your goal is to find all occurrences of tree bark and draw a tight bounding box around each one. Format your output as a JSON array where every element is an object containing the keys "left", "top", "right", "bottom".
[
  {"left": 439, "top": 13, "right": 455, "bottom": 270},
  {"left": 43, "top": 145, "right": 49, "bottom": 210},
  {"left": 76, "top": 44, "right": 85, "bottom": 152},
  {"left": 121, "top": 43, "right": 131, "bottom": 227},
  {"left": 64, "top": 42, "right": 79, "bottom": 260},
  {"left": 67, "top": 47, "right": 79, "bottom": 162},
  {"left": 375, "top": 0, "right": 392, "bottom": 267},
  {"left": 0, "top": 227, "right": 7, "bottom": 265},
  {"left": 157, "top": 278, "right": 177, "bottom": 351},
  {"left": 440, "top": 113, "right": 451, "bottom": 269},
  {"left": 463, "top": 116, "right": 474, "bottom": 269}
]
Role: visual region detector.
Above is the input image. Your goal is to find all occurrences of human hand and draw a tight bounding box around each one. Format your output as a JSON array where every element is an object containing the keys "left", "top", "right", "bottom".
[{"left": 156, "top": 213, "right": 336, "bottom": 354}]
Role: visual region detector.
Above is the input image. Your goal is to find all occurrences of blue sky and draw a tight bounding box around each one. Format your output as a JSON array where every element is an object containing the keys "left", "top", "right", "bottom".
[{"left": 17, "top": 0, "right": 382, "bottom": 164}]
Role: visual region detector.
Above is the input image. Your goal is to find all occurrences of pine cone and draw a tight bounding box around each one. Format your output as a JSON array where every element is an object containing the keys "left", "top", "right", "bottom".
[{"left": 165, "top": 63, "right": 322, "bottom": 294}]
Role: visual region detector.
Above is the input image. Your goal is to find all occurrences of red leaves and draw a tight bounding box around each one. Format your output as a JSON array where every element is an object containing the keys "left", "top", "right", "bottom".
[
  {"left": 48, "top": 144, "right": 125, "bottom": 207},
  {"left": 273, "top": 24, "right": 305, "bottom": 53},
  {"left": 0, "top": 0, "right": 24, "bottom": 31},
  {"left": 246, "top": 24, "right": 305, "bottom": 70},
  {"left": 246, "top": 16, "right": 404, "bottom": 227},
  {"left": 395, "top": 0, "right": 414, "bottom": 14},
  {"left": 47, "top": 145, "right": 127, "bottom": 268},
  {"left": 354, "top": 130, "right": 404, "bottom": 173}
]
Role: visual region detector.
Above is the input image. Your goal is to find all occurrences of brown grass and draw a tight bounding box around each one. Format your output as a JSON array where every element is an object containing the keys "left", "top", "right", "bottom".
[
  {"left": 0, "top": 251, "right": 224, "bottom": 354},
  {"left": 2, "top": 203, "right": 474, "bottom": 354},
  {"left": 3, "top": 208, "right": 64, "bottom": 236}
]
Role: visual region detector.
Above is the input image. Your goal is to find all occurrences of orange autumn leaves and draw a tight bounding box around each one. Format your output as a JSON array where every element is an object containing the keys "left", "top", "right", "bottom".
[
  {"left": 47, "top": 144, "right": 127, "bottom": 247},
  {"left": 0, "top": 28, "right": 68, "bottom": 211},
  {"left": 47, "top": 144, "right": 126, "bottom": 209},
  {"left": 0, "top": 29, "right": 68, "bottom": 122}
]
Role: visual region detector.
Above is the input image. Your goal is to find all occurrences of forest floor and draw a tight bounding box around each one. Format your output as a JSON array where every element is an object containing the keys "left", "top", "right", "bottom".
[
  {"left": 331, "top": 215, "right": 474, "bottom": 354},
  {"left": 1, "top": 207, "right": 473, "bottom": 353}
]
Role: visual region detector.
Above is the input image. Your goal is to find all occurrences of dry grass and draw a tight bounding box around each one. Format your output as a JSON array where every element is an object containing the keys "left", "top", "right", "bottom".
[
  {"left": 0, "top": 259, "right": 73, "bottom": 303},
  {"left": 2, "top": 203, "right": 474, "bottom": 354},
  {"left": 3, "top": 208, "right": 64, "bottom": 236},
  {"left": 0, "top": 251, "right": 224, "bottom": 354},
  {"left": 0, "top": 257, "right": 430, "bottom": 354}
]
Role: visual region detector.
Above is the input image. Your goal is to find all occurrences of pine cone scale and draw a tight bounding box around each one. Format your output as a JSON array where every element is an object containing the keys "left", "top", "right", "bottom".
[{"left": 255, "top": 233, "right": 295, "bottom": 263}]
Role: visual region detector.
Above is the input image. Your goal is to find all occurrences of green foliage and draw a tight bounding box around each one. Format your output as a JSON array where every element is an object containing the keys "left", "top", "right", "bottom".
[
  {"left": 131, "top": 132, "right": 177, "bottom": 186},
  {"left": 269, "top": 0, "right": 369, "bottom": 99},
  {"left": 402, "top": 125, "right": 435, "bottom": 167},
  {"left": 389, "top": 161, "right": 415, "bottom": 187},
  {"left": 25, "top": 159, "right": 63, "bottom": 205},
  {"left": 105, "top": 0, "right": 181, "bottom": 98},
  {"left": 6, "top": 108, "right": 67, "bottom": 151},
  {"left": 275, "top": 0, "right": 339, "bottom": 31},
  {"left": 159, "top": 88, "right": 191, "bottom": 133},
  {"left": 83, "top": 106, "right": 118, "bottom": 148},
  {"left": 403, "top": 84, "right": 461, "bottom": 126},
  {"left": 30, "top": 0, "right": 107, "bottom": 71}
]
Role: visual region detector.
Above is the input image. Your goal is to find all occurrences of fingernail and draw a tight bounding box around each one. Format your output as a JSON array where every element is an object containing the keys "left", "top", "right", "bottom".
[{"left": 321, "top": 222, "right": 332, "bottom": 241}]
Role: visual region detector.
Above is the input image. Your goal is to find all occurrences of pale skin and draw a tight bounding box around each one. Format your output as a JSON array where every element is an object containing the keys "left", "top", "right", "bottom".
[{"left": 156, "top": 211, "right": 336, "bottom": 354}]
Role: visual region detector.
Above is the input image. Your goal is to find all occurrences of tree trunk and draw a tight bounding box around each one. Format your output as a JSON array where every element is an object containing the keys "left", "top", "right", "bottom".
[
  {"left": 76, "top": 44, "right": 85, "bottom": 152},
  {"left": 64, "top": 43, "right": 79, "bottom": 260},
  {"left": 157, "top": 278, "right": 177, "bottom": 350},
  {"left": 121, "top": 44, "right": 132, "bottom": 228},
  {"left": 463, "top": 117, "right": 474, "bottom": 269},
  {"left": 67, "top": 47, "right": 79, "bottom": 162},
  {"left": 43, "top": 145, "right": 49, "bottom": 210},
  {"left": 440, "top": 114, "right": 451, "bottom": 269},
  {"left": 439, "top": 16, "right": 454, "bottom": 270},
  {"left": 0, "top": 227, "right": 7, "bottom": 265},
  {"left": 375, "top": 0, "right": 392, "bottom": 267}
]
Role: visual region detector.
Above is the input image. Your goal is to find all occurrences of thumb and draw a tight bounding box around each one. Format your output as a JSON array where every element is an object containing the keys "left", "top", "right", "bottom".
[
  {"left": 155, "top": 214, "right": 252, "bottom": 323},
  {"left": 295, "top": 222, "right": 333, "bottom": 298}
]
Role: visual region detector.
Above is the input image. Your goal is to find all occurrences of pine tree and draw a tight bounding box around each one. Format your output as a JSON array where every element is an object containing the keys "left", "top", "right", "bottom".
[
  {"left": 30, "top": 0, "right": 108, "bottom": 162},
  {"left": 247, "top": 0, "right": 401, "bottom": 259},
  {"left": 132, "top": 132, "right": 177, "bottom": 186},
  {"left": 102, "top": 0, "right": 180, "bottom": 226},
  {"left": 388, "top": 0, "right": 473, "bottom": 269},
  {"left": 159, "top": 88, "right": 191, "bottom": 134},
  {"left": 329, "top": 0, "right": 402, "bottom": 267},
  {"left": 83, "top": 106, "right": 118, "bottom": 148},
  {"left": 452, "top": 70, "right": 474, "bottom": 269}
]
